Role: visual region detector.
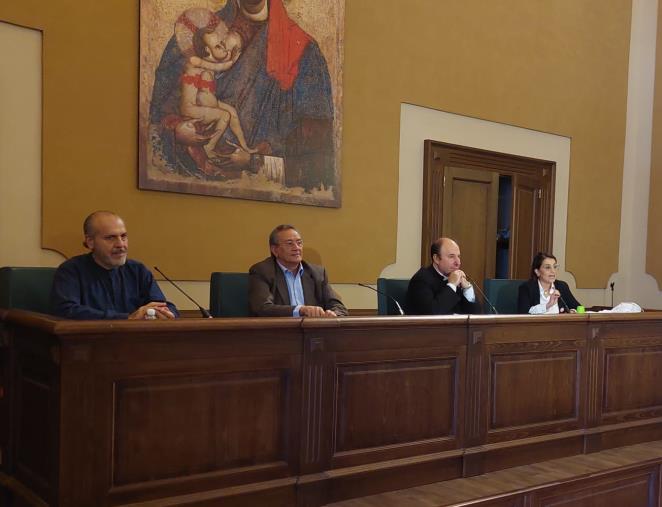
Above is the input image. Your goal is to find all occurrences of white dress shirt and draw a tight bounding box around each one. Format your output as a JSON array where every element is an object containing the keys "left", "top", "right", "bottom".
[{"left": 529, "top": 280, "right": 559, "bottom": 314}]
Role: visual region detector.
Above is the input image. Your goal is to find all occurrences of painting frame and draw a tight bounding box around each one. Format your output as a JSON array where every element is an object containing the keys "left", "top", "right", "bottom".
[{"left": 138, "top": 0, "right": 344, "bottom": 207}]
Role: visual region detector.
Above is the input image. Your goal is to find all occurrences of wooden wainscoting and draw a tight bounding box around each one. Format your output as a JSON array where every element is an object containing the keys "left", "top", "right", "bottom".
[{"left": 2, "top": 312, "right": 662, "bottom": 506}]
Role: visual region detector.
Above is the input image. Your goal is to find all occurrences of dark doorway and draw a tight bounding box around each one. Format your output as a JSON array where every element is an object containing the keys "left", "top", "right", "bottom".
[{"left": 496, "top": 176, "right": 512, "bottom": 279}]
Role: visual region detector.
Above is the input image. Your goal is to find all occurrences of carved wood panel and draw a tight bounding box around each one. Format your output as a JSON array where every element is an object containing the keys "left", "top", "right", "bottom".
[
  {"left": 7, "top": 312, "right": 662, "bottom": 507},
  {"left": 603, "top": 347, "right": 662, "bottom": 416},
  {"left": 335, "top": 357, "right": 458, "bottom": 452},
  {"left": 112, "top": 369, "right": 290, "bottom": 486},
  {"left": 597, "top": 318, "right": 662, "bottom": 426},
  {"left": 479, "top": 321, "right": 586, "bottom": 445},
  {"left": 489, "top": 351, "right": 578, "bottom": 430},
  {"left": 16, "top": 359, "right": 55, "bottom": 498}
]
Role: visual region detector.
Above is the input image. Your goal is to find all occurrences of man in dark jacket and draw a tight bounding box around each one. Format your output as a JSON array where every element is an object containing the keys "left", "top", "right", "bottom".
[
  {"left": 406, "top": 237, "right": 480, "bottom": 315},
  {"left": 51, "top": 211, "right": 178, "bottom": 320}
]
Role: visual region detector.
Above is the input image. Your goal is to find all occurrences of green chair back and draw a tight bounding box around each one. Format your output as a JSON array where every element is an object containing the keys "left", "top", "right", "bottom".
[
  {"left": 482, "top": 278, "right": 526, "bottom": 314},
  {"left": 0, "top": 266, "right": 57, "bottom": 314},
  {"left": 376, "top": 278, "right": 409, "bottom": 315},
  {"left": 209, "top": 272, "right": 249, "bottom": 317}
]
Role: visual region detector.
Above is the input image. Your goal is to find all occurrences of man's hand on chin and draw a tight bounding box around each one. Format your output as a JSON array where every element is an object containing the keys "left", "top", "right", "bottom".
[{"left": 448, "top": 270, "right": 471, "bottom": 289}]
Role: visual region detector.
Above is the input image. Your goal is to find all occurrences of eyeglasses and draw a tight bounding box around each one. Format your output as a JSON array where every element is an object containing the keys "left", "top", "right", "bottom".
[{"left": 280, "top": 239, "right": 303, "bottom": 247}]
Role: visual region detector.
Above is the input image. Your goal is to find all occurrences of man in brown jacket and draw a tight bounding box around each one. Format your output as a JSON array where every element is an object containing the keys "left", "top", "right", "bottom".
[{"left": 248, "top": 224, "right": 348, "bottom": 317}]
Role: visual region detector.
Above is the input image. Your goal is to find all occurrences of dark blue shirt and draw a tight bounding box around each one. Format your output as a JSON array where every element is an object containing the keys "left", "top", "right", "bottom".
[{"left": 50, "top": 253, "right": 179, "bottom": 319}]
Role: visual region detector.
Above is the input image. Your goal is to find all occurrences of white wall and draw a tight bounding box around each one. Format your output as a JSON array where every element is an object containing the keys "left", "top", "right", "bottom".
[
  {"left": 0, "top": 22, "right": 62, "bottom": 268},
  {"left": 611, "top": 0, "right": 662, "bottom": 310}
]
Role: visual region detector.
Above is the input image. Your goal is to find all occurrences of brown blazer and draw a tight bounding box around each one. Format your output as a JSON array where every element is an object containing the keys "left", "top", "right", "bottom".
[{"left": 248, "top": 257, "right": 348, "bottom": 317}]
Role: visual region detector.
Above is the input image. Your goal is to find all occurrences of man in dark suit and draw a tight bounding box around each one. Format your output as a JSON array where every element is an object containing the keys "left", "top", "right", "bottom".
[
  {"left": 406, "top": 237, "right": 480, "bottom": 315},
  {"left": 248, "top": 224, "right": 348, "bottom": 317}
]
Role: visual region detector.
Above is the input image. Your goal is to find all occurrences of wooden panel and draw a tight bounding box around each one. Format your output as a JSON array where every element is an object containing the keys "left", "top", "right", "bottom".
[
  {"left": 104, "top": 332, "right": 302, "bottom": 505},
  {"left": 8, "top": 311, "right": 662, "bottom": 506},
  {"left": 531, "top": 466, "right": 658, "bottom": 507},
  {"left": 299, "top": 318, "right": 468, "bottom": 504},
  {"left": 594, "top": 316, "right": 662, "bottom": 433},
  {"left": 477, "top": 319, "right": 586, "bottom": 447},
  {"left": 0, "top": 336, "right": 10, "bottom": 477},
  {"left": 13, "top": 337, "right": 59, "bottom": 505},
  {"left": 15, "top": 362, "right": 53, "bottom": 495},
  {"left": 319, "top": 320, "right": 468, "bottom": 469},
  {"left": 112, "top": 369, "right": 290, "bottom": 486},
  {"left": 335, "top": 358, "right": 458, "bottom": 452},
  {"left": 511, "top": 175, "right": 538, "bottom": 280},
  {"left": 442, "top": 166, "right": 498, "bottom": 283},
  {"left": 603, "top": 347, "right": 662, "bottom": 415},
  {"left": 55, "top": 316, "right": 301, "bottom": 506},
  {"left": 490, "top": 351, "right": 578, "bottom": 429}
]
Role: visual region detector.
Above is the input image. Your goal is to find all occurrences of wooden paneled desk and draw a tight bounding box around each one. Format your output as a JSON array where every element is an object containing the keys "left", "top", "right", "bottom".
[{"left": 1, "top": 311, "right": 662, "bottom": 506}]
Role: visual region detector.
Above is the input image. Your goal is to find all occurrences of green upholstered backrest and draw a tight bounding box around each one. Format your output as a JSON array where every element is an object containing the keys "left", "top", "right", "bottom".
[
  {"left": 0, "top": 266, "right": 57, "bottom": 314},
  {"left": 482, "top": 278, "right": 527, "bottom": 314},
  {"left": 376, "top": 278, "right": 409, "bottom": 315},
  {"left": 209, "top": 272, "right": 249, "bottom": 318}
]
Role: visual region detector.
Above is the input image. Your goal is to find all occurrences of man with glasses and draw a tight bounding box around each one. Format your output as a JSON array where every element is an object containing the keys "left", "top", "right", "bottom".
[{"left": 248, "top": 224, "right": 348, "bottom": 317}]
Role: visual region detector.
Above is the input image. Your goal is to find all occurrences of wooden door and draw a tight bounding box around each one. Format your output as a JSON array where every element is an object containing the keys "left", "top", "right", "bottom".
[
  {"left": 510, "top": 173, "right": 542, "bottom": 279},
  {"left": 441, "top": 167, "right": 499, "bottom": 285},
  {"left": 422, "top": 141, "right": 554, "bottom": 283}
]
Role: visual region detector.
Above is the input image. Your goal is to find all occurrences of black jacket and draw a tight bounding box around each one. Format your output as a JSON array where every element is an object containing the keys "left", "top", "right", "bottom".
[
  {"left": 517, "top": 279, "right": 581, "bottom": 314},
  {"left": 406, "top": 265, "right": 481, "bottom": 315}
]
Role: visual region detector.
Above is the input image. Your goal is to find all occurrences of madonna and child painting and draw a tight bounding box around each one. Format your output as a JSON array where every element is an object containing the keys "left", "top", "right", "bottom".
[{"left": 139, "top": 0, "right": 344, "bottom": 207}]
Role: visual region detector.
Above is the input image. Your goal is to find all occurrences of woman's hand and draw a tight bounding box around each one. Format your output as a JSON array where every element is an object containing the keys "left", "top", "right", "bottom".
[{"left": 546, "top": 289, "right": 560, "bottom": 310}]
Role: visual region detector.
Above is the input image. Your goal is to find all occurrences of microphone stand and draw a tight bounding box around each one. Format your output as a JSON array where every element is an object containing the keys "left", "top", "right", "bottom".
[
  {"left": 465, "top": 276, "right": 499, "bottom": 315},
  {"left": 551, "top": 284, "right": 570, "bottom": 313},
  {"left": 358, "top": 283, "right": 405, "bottom": 315},
  {"left": 558, "top": 294, "right": 571, "bottom": 313},
  {"left": 154, "top": 266, "right": 212, "bottom": 318}
]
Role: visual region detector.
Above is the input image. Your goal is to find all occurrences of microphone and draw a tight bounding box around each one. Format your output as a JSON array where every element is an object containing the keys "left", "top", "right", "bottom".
[
  {"left": 465, "top": 276, "right": 498, "bottom": 315},
  {"left": 610, "top": 282, "right": 615, "bottom": 307},
  {"left": 153, "top": 266, "right": 212, "bottom": 318},
  {"left": 551, "top": 284, "right": 570, "bottom": 313},
  {"left": 358, "top": 283, "right": 405, "bottom": 315}
]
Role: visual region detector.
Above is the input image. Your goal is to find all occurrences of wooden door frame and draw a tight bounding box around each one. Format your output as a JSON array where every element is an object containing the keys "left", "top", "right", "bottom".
[{"left": 422, "top": 140, "right": 555, "bottom": 270}]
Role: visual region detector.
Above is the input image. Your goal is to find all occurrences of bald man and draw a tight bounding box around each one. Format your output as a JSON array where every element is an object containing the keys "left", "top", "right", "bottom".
[
  {"left": 51, "top": 211, "right": 178, "bottom": 320},
  {"left": 406, "top": 237, "right": 480, "bottom": 315}
]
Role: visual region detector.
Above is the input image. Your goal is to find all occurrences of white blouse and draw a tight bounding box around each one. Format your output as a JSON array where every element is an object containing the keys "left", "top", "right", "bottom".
[{"left": 528, "top": 280, "right": 559, "bottom": 314}]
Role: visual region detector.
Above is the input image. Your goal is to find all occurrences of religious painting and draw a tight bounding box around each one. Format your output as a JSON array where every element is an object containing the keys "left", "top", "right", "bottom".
[{"left": 139, "top": 0, "right": 344, "bottom": 207}]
